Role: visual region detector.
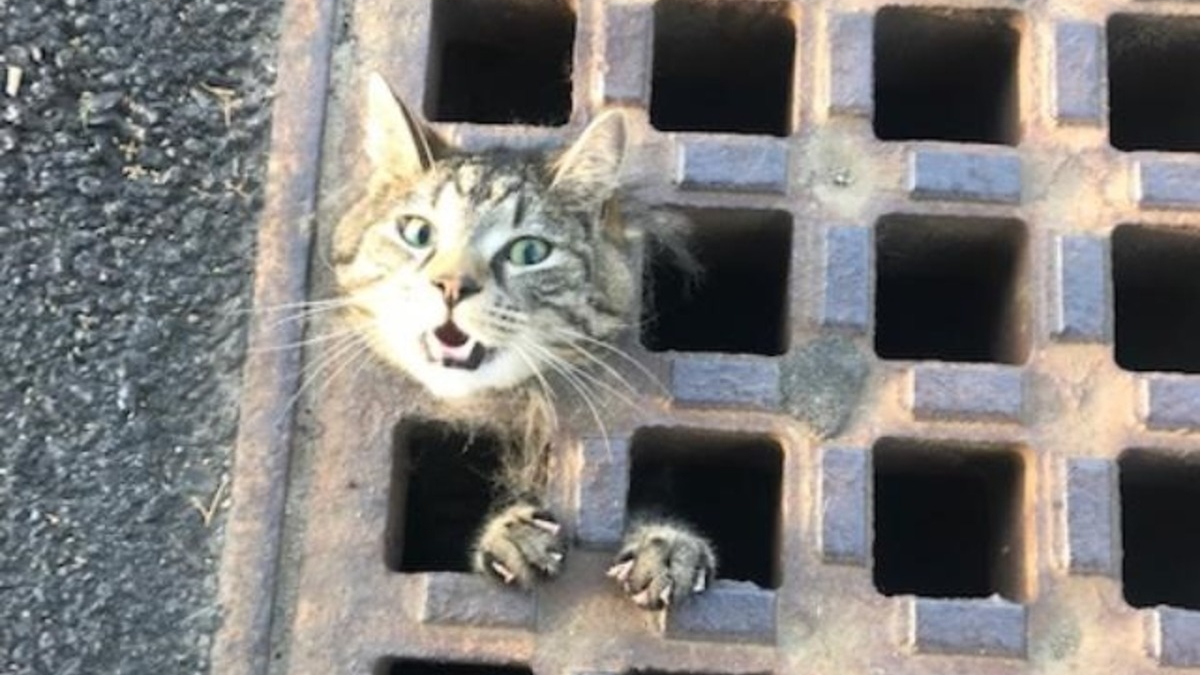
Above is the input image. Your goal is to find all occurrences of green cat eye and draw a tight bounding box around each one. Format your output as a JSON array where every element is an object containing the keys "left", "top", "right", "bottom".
[
  {"left": 397, "top": 216, "right": 434, "bottom": 249},
  {"left": 507, "top": 237, "right": 553, "bottom": 267}
]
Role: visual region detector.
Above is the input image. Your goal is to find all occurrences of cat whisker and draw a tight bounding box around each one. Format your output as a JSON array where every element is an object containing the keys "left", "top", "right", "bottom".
[
  {"left": 548, "top": 337, "right": 641, "bottom": 400},
  {"left": 532, "top": 342, "right": 640, "bottom": 412},
  {"left": 273, "top": 331, "right": 370, "bottom": 427},
  {"left": 475, "top": 316, "right": 526, "bottom": 341},
  {"left": 515, "top": 336, "right": 611, "bottom": 457},
  {"left": 249, "top": 323, "right": 376, "bottom": 355},
  {"left": 486, "top": 306, "right": 531, "bottom": 322},
  {"left": 253, "top": 303, "right": 357, "bottom": 332},
  {"left": 508, "top": 342, "right": 560, "bottom": 436},
  {"left": 232, "top": 300, "right": 354, "bottom": 332},
  {"left": 490, "top": 319, "right": 647, "bottom": 415},
  {"left": 232, "top": 297, "right": 349, "bottom": 315},
  {"left": 546, "top": 326, "right": 669, "bottom": 397}
]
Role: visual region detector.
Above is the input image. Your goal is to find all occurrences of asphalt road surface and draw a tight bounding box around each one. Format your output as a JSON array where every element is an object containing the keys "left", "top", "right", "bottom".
[{"left": 1, "top": 0, "right": 279, "bottom": 672}]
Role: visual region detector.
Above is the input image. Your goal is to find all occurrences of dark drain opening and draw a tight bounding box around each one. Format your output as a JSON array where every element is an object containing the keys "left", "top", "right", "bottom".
[
  {"left": 641, "top": 208, "right": 792, "bottom": 355},
  {"left": 627, "top": 427, "right": 783, "bottom": 588},
  {"left": 650, "top": 0, "right": 795, "bottom": 136},
  {"left": 375, "top": 659, "right": 532, "bottom": 675},
  {"left": 1113, "top": 225, "right": 1200, "bottom": 374},
  {"left": 386, "top": 419, "right": 502, "bottom": 572},
  {"left": 874, "top": 7, "right": 1021, "bottom": 145},
  {"left": 1108, "top": 14, "right": 1200, "bottom": 152},
  {"left": 874, "top": 213, "right": 1029, "bottom": 364},
  {"left": 632, "top": 671, "right": 765, "bottom": 675},
  {"left": 426, "top": 0, "right": 574, "bottom": 125},
  {"left": 873, "top": 439, "right": 1027, "bottom": 601},
  {"left": 1120, "top": 450, "right": 1200, "bottom": 610}
]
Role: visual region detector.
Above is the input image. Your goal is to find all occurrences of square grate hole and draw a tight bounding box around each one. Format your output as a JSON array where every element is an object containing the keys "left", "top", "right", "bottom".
[
  {"left": 874, "top": 7, "right": 1021, "bottom": 145},
  {"left": 1108, "top": 14, "right": 1200, "bottom": 152},
  {"left": 873, "top": 439, "right": 1028, "bottom": 601},
  {"left": 874, "top": 214, "right": 1029, "bottom": 364},
  {"left": 376, "top": 660, "right": 532, "bottom": 675},
  {"left": 650, "top": 0, "right": 795, "bottom": 136},
  {"left": 385, "top": 419, "right": 502, "bottom": 573},
  {"left": 1120, "top": 450, "right": 1200, "bottom": 610},
  {"left": 627, "top": 427, "right": 783, "bottom": 588},
  {"left": 1113, "top": 225, "right": 1200, "bottom": 374},
  {"left": 426, "top": 0, "right": 574, "bottom": 125},
  {"left": 641, "top": 208, "right": 792, "bottom": 355}
]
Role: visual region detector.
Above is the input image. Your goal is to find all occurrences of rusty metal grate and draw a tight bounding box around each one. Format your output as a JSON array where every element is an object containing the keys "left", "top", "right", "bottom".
[{"left": 213, "top": 0, "right": 1200, "bottom": 674}]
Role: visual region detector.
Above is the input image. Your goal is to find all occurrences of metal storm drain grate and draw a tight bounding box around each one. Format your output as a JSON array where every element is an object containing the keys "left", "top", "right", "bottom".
[{"left": 214, "top": 0, "right": 1200, "bottom": 674}]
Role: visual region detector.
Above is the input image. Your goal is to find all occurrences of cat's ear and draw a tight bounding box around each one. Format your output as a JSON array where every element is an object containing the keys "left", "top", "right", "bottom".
[
  {"left": 364, "top": 73, "right": 433, "bottom": 179},
  {"left": 550, "top": 110, "right": 627, "bottom": 207}
]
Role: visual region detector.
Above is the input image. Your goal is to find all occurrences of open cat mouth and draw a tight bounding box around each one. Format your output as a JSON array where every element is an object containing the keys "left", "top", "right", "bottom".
[{"left": 423, "top": 321, "right": 493, "bottom": 370}]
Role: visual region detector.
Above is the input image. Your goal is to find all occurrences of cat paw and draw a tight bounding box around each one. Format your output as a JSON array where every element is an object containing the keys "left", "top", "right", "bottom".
[
  {"left": 472, "top": 502, "right": 566, "bottom": 589},
  {"left": 607, "top": 520, "right": 716, "bottom": 610}
]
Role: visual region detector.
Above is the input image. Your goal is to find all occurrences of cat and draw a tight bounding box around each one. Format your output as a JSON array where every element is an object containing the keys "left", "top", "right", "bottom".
[{"left": 331, "top": 73, "right": 715, "bottom": 610}]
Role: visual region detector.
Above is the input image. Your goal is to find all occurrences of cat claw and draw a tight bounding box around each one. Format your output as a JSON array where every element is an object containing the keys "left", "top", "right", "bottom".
[
  {"left": 610, "top": 520, "right": 716, "bottom": 611},
  {"left": 531, "top": 517, "right": 561, "bottom": 535},
  {"left": 607, "top": 559, "right": 635, "bottom": 584},
  {"left": 630, "top": 585, "right": 653, "bottom": 607},
  {"left": 628, "top": 580, "right": 675, "bottom": 609},
  {"left": 473, "top": 502, "right": 567, "bottom": 589},
  {"left": 490, "top": 560, "right": 516, "bottom": 584}
]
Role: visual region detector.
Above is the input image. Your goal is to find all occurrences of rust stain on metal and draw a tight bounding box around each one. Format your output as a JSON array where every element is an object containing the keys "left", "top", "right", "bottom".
[{"left": 210, "top": 0, "right": 337, "bottom": 673}]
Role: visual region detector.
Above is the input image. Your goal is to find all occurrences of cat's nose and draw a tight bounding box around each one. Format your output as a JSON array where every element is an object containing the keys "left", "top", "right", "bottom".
[{"left": 433, "top": 275, "right": 482, "bottom": 306}]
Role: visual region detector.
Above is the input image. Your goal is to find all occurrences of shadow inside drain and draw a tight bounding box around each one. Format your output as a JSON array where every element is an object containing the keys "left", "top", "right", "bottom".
[
  {"left": 376, "top": 660, "right": 532, "bottom": 675},
  {"left": 386, "top": 419, "right": 502, "bottom": 573},
  {"left": 426, "top": 0, "right": 574, "bottom": 125},
  {"left": 1112, "top": 225, "right": 1200, "bottom": 374},
  {"left": 1108, "top": 14, "right": 1200, "bottom": 152},
  {"left": 873, "top": 7, "right": 1021, "bottom": 145},
  {"left": 873, "top": 438, "right": 1028, "bottom": 601},
  {"left": 1121, "top": 450, "right": 1200, "bottom": 610},
  {"left": 874, "top": 213, "right": 1029, "bottom": 365},
  {"left": 627, "top": 427, "right": 783, "bottom": 589},
  {"left": 641, "top": 208, "right": 792, "bottom": 356},
  {"left": 650, "top": 0, "right": 794, "bottom": 135}
]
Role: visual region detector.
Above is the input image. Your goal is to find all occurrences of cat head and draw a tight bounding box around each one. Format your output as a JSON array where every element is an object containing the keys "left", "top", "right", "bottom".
[{"left": 332, "top": 74, "right": 636, "bottom": 400}]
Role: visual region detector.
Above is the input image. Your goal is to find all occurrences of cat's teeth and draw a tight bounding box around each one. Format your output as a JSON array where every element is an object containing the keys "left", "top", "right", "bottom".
[
  {"left": 424, "top": 331, "right": 477, "bottom": 363},
  {"left": 441, "top": 338, "right": 476, "bottom": 362}
]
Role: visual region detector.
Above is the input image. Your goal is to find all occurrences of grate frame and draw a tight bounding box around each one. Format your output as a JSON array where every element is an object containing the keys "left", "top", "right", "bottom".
[{"left": 214, "top": 0, "right": 1200, "bottom": 674}]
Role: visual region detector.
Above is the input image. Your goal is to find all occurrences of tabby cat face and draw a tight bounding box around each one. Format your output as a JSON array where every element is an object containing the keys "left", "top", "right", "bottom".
[{"left": 332, "top": 75, "right": 634, "bottom": 399}]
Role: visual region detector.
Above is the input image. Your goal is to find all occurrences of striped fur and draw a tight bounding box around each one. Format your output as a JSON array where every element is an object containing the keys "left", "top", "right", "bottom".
[{"left": 333, "top": 76, "right": 635, "bottom": 414}]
